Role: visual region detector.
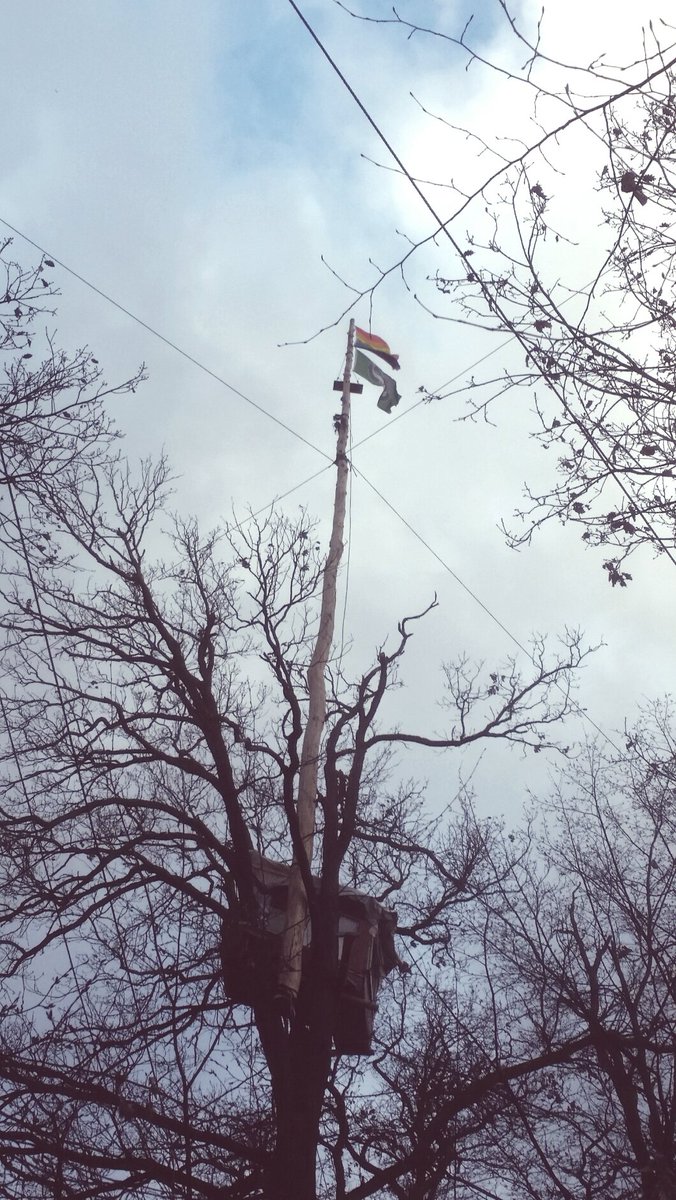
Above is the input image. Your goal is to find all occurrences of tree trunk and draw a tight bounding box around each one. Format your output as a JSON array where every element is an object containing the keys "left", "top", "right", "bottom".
[
  {"left": 265, "top": 1014, "right": 333, "bottom": 1200},
  {"left": 260, "top": 906, "right": 338, "bottom": 1200}
]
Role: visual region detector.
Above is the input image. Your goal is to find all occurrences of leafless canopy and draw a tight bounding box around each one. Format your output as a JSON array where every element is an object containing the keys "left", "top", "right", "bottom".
[
  {"left": 328, "top": 6, "right": 676, "bottom": 585},
  {"left": 1, "top": 3, "right": 675, "bottom": 1194}
]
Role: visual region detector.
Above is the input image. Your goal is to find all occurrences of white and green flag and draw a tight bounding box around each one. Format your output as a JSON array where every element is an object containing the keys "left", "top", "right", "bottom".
[{"left": 352, "top": 350, "right": 401, "bottom": 414}]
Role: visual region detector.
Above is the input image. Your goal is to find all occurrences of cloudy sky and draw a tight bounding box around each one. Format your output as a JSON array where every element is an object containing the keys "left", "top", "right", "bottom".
[{"left": 3, "top": 0, "right": 675, "bottom": 817}]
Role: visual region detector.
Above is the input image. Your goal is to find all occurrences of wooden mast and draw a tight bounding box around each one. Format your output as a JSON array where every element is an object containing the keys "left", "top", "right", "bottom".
[{"left": 277, "top": 318, "right": 356, "bottom": 1008}]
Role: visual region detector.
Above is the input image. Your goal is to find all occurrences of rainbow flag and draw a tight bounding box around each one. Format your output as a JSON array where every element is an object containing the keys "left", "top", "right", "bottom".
[{"left": 355, "top": 327, "right": 400, "bottom": 371}]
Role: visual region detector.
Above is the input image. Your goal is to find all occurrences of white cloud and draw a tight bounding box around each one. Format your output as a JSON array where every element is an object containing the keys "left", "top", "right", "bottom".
[{"left": 3, "top": 0, "right": 675, "bottom": 817}]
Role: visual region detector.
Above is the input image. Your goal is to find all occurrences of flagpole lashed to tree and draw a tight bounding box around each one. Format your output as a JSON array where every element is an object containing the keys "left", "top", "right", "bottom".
[
  {"left": 276, "top": 319, "right": 402, "bottom": 1009},
  {"left": 276, "top": 318, "right": 357, "bottom": 1007}
]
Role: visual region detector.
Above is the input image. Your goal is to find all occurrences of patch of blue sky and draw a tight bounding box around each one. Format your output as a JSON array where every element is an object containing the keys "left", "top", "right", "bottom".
[
  {"left": 214, "top": 6, "right": 322, "bottom": 168},
  {"left": 212, "top": 0, "right": 506, "bottom": 172}
]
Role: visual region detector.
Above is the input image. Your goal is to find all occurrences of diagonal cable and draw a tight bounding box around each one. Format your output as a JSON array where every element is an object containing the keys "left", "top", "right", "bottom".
[{"left": 0, "top": 216, "right": 332, "bottom": 464}]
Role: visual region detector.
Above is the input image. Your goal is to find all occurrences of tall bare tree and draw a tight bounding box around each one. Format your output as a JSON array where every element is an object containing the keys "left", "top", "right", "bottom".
[
  {"left": 0, "top": 245, "right": 587, "bottom": 1199},
  {"left": 0, "top": 238, "right": 142, "bottom": 502},
  {"left": 462, "top": 721, "right": 676, "bottom": 1200},
  {"left": 331, "top": 5, "right": 676, "bottom": 585}
]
